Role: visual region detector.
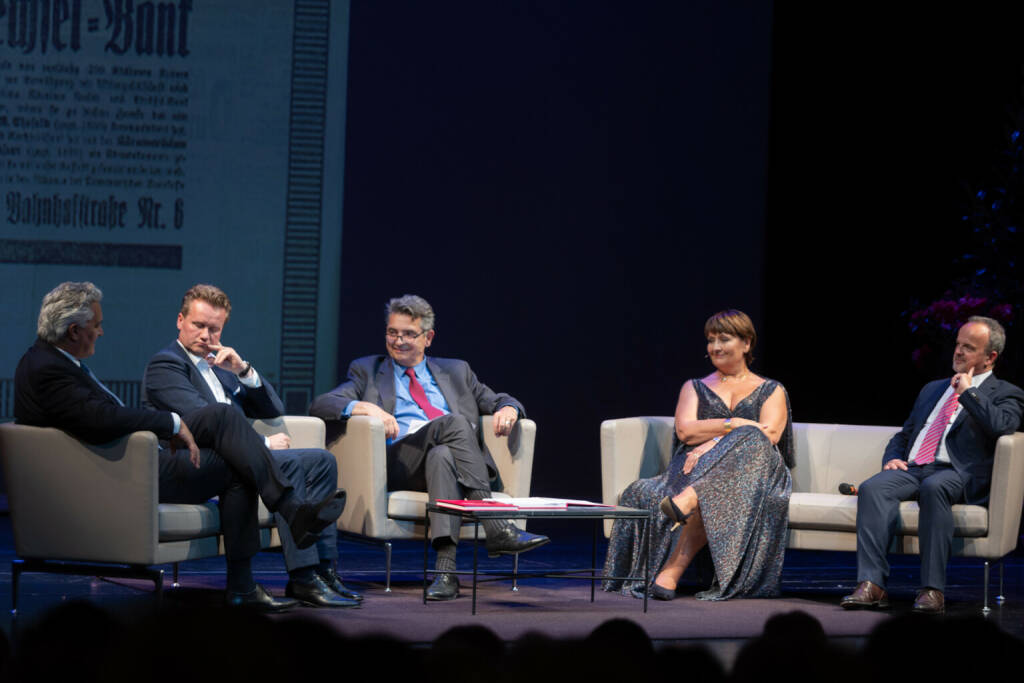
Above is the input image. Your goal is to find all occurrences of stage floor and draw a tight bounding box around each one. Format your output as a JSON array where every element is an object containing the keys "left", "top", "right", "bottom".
[{"left": 2, "top": 516, "right": 1022, "bottom": 660}]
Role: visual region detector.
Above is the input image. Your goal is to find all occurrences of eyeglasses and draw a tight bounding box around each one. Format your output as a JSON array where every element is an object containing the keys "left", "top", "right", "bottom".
[{"left": 386, "top": 329, "right": 428, "bottom": 342}]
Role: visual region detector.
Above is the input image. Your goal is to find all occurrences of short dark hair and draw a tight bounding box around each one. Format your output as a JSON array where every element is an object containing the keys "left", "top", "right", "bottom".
[
  {"left": 704, "top": 309, "right": 757, "bottom": 364},
  {"left": 386, "top": 294, "right": 435, "bottom": 331}
]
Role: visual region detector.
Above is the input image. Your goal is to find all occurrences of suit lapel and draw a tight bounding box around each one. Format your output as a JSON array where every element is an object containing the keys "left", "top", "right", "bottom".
[
  {"left": 948, "top": 374, "right": 998, "bottom": 436},
  {"left": 213, "top": 366, "right": 244, "bottom": 408},
  {"left": 170, "top": 342, "right": 222, "bottom": 406},
  {"left": 67, "top": 354, "right": 120, "bottom": 405},
  {"left": 376, "top": 357, "right": 397, "bottom": 414},
  {"left": 427, "top": 358, "right": 458, "bottom": 416}
]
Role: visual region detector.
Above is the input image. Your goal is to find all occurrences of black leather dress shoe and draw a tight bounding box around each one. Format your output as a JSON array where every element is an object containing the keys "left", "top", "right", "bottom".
[
  {"left": 425, "top": 573, "right": 459, "bottom": 601},
  {"left": 319, "top": 569, "right": 364, "bottom": 601},
  {"left": 485, "top": 525, "right": 550, "bottom": 558},
  {"left": 286, "top": 573, "right": 360, "bottom": 608},
  {"left": 225, "top": 584, "right": 298, "bottom": 612},
  {"left": 286, "top": 489, "right": 346, "bottom": 550}
]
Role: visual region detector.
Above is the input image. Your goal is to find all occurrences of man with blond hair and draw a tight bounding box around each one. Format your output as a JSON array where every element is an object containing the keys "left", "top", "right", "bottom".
[
  {"left": 143, "top": 283, "right": 361, "bottom": 608},
  {"left": 16, "top": 282, "right": 345, "bottom": 611}
]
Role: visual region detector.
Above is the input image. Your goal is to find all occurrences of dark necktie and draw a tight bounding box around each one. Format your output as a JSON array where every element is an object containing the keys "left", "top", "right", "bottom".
[
  {"left": 80, "top": 362, "right": 125, "bottom": 407},
  {"left": 405, "top": 368, "right": 445, "bottom": 419}
]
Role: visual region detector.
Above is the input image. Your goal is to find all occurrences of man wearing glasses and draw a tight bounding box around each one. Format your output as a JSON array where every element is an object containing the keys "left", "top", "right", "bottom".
[{"left": 310, "top": 294, "right": 549, "bottom": 600}]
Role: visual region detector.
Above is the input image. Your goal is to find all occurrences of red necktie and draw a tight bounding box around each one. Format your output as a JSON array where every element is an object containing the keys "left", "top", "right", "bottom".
[
  {"left": 405, "top": 368, "right": 445, "bottom": 420},
  {"left": 914, "top": 391, "right": 959, "bottom": 465}
]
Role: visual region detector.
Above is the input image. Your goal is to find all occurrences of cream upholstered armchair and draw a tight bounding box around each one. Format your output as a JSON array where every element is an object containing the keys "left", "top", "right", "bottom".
[
  {"left": 599, "top": 416, "right": 1024, "bottom": 612},
  {"left": 327, "top": 414, "right": 536, "bottom": 590},
  {"left": 0, "top": 416, "right": 324, "bottom": 613}
]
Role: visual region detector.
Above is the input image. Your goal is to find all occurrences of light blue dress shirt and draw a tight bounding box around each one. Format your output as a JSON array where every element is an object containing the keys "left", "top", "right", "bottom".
[{"left": 342, "top": 358, "right": 451, "bottom": 445}]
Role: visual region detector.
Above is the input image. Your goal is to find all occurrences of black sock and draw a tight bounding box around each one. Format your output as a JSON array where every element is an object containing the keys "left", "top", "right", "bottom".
[
  {"left": 434, "top": 540, "right": 457, "bottom": 573},
  {"left": 289, "top": 565, "right": 315, "bottom": 583},
  {"left": 467, "top": 489, "right": 511, "bottom": 537},
  {"left": 317, "top": 559, "right": 334, "bottom": 579}
]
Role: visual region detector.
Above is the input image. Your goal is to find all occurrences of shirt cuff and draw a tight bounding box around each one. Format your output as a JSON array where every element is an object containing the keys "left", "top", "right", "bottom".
[
  {"left": 496, "top": 402, "right": 520, "bottom": 417},
  {"left": 171, "top": 413, "right": 181, "bottom": 434},
  {"left": 342, "top": 401, "right": 356, "bottom": 418},
  {"left": 238, "top": 366, "right": 262, "bottom": 388}
]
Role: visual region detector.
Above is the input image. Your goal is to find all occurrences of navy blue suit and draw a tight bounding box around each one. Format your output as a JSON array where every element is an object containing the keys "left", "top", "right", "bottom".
[
  {"left": 143, "top": 342, "right": 339, "bottom": 572},
  {"left": 856, "top": 375, "right": 1024, "bottom": 591},
  {"left": 15, "top": 338, "right": 296, "bottom": 563}
]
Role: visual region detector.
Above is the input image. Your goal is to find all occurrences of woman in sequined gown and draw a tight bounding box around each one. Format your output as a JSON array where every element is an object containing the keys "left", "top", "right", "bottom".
[{"left": 602, "top": 310, "right": 794, "bottom": 600}]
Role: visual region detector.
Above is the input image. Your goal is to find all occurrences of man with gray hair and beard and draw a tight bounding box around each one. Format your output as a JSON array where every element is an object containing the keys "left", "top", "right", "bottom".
[
  {"left": 15, "top": 281, "right": 345, "bottom": 611},
  {"left": 310, "top": 294, "right": 550, "bottom": 601}
]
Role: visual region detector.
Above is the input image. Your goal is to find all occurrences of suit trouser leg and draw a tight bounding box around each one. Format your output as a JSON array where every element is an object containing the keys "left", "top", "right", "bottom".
[
  {"left": 182, "top": 403, "right": 294, "bottom": 510},
  {"left": 386, "top": 414, "right": 491, "bottom": 545},
  {"left": 917, "top": 465, "right": 966, "bottom": 592},
  {"left": 159, "top": 448, "right": 260, "bottom": 562},
  {"left": 271, "top": 448, "right": 340, "bottom": 572},
  {"left": 856, "top": 468, "right": 921, "bottom": 588}
]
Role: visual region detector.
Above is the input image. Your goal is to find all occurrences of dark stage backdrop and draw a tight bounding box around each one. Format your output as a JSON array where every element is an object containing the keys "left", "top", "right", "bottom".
[
  {"left": 335, "top": 1, "right": 774, "bottom": 500},
  {"left": 766, "top": 7, "right": 1024, "bottom": 426}
]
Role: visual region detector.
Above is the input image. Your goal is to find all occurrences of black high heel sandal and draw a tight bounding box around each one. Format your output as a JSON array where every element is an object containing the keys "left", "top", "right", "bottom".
[
  {"left": 649, "top": 583, "right": 677, "bottom": 601},
  {"left": 659, "top": 496, "right": 691, "bottom": 531}
]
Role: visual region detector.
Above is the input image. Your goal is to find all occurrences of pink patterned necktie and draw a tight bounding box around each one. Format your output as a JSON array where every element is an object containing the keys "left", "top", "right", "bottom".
[
  {"left": 914, "top": 391, "right": 959, "bottom": 465},
  {"left": 405, "top": 368, "right": 445, "bottom": 419}
]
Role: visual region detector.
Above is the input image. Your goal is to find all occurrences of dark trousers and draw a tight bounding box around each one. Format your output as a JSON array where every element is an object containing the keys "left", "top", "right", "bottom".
[
  {"left": 856, "top": 462, "right": 967, "bottom": 591},
  {"left": 159, "top": 403, "right": 295, "bottom": 562},
  {"left": 386, "top": 414, "right": 491, "bottom": 544},
  {"left": 272, "top": 448, "right": 339, "bottom": 571},
  {"left": 159, "top": 446, "right": 258, "bottom": 562}
]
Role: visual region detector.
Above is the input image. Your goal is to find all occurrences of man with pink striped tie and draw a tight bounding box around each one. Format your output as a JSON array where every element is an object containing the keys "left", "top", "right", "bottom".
[{"left": 841, "top": 316, "right": 1024, "bottom": 613}]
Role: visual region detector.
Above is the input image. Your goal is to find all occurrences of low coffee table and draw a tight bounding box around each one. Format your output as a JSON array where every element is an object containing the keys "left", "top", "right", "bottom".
[{"left": 424, "top": 503, "right": 652, "bottom": 614}]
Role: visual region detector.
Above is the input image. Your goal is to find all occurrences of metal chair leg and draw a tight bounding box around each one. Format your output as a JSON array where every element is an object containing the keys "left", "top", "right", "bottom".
[
  {"left": 996, "top": 561, "right": 1006, "bottom": 605},
  {"left": 153, "top": 568, "right": 164, "bottom": 609},
  {"left": 982, "top": 560, "right": 991, "bottom": 615},
  {"left": 384, "top": 541, "right": 393, "bottom": 593},
  {"left": 511, "top": 552, "right": 519, "bottom": 592},
  {"left": 11, "top": 560, "right": 22, "bottom": 617}
]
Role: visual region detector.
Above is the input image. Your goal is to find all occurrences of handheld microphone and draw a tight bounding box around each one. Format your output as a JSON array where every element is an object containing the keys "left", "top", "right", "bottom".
[{"left": 838, "top": 483, "right": 858, "bottom": 496}]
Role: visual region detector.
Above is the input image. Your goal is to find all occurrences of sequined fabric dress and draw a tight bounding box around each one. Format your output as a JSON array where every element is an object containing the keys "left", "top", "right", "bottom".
[{"left": 602, "top": 378, "right": 794, "bottom": 600}]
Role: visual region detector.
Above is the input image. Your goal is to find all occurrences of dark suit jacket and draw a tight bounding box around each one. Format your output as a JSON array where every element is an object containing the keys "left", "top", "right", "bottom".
[
  {"left": 142, "top": 341, "right": 284, "bottom": 420},
  {"left": 309, "top": 354, "right": 525, "bottom": 483},
  {"left": 882, "top": 375, "right": 1024, "bottom": 505},
  {"left": 14, "top": 338, "right": 175, "bottom": 444}
]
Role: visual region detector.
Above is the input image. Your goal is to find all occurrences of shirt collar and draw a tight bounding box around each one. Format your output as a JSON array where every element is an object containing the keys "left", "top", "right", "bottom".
[
  {"left": 53, "top": 345, "right": 81, "bottom": 368},
  {"left": 393, "top": 356, "right": 430, "bottom": 379},
  {"left": 177, "top": 340, "right": 211, "bottom": 369},
  {"left": 969, "top": 369, "right": 993, "bottom": 388}
]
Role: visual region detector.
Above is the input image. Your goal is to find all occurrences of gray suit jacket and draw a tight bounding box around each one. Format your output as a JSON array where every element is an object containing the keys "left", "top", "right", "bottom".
[{"left": 309, "top": 354, "right": 525, "bottom": 485}]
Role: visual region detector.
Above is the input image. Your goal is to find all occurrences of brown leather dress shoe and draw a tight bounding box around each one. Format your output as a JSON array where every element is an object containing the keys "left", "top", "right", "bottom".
[
  {"left": 912, "top": 588, "right": 945, "bottom": 614},
  {"left": 840, "top": 580, "right": 890, "bottom": 609}
]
